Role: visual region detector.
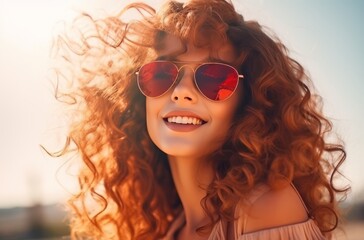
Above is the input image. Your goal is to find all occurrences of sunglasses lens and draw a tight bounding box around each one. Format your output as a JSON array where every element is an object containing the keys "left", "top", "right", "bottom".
[
  {"left": 195, "top": 64, "right": 239, "bottom": 101},
  {"left": 138, "top": 62, "right": 177, "bottom": 97}
]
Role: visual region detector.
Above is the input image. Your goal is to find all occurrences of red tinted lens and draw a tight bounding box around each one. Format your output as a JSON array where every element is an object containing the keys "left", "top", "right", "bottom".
[
  {"left": 195, "top": 64, "right": 239, "bottom": 101},
  {"left": 138, "top": 61, "right": 178, "bottom": 97}
]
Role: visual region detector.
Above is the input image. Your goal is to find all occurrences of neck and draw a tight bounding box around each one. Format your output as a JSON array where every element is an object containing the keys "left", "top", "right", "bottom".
[{"left": 168, "top": 155, "right": 214, "bottom": 234}]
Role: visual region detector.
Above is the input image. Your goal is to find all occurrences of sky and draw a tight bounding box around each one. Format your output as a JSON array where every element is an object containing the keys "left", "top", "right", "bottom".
[{"left": 0, "top": 0, "right": 363, "bottom": 208}]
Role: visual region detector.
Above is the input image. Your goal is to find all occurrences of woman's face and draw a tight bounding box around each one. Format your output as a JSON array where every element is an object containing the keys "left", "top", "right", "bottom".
[{"left": 145, "top": 35, "right": 241, "bottom": 160}]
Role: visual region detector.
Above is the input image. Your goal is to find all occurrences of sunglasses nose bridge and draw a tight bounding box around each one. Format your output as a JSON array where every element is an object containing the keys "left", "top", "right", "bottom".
[
  {"left": 180, "top": 64, "right": 199, "bottom": 84},
  {"left": 174, "top": 64, "right": 196, "bottom": 84},
  {"left": 170, "top": 64, "right": 200, "bottom": 102},
  {"left": 177, "top": 64, "right": 196, "bottom": 74}
]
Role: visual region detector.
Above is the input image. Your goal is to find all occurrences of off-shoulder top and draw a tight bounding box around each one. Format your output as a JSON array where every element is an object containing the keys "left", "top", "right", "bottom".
[{"left": 162, "top": 183, "right": 326, "bottom": 240}]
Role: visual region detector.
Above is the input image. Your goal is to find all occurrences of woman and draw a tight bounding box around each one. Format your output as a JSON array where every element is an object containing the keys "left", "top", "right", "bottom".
[{"left": 52, "top": 0, "right": 348, "bottom": 239}]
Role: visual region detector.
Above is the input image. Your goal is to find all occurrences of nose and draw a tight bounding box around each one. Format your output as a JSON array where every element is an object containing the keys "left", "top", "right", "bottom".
[{"left": 171, "top": 67, "right": 198, "bottom": 103}]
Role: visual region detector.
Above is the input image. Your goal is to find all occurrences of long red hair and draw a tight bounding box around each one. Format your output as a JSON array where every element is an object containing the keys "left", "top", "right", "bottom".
[{"left": 51, "top": 0, "right": 349, "bottom": 239}]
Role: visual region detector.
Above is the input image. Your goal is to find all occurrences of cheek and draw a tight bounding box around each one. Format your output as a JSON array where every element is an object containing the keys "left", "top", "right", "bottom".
[
  {"left": 146, "top": 99, "right": 157, "bottom": 136},
  {"left": 210, "top": 105, "right": 237, "bottom": 140},
  {"left": 145, "top": 98, "right": 164, "bottom": 149},
  {"left": 203, "top": 97, "right": 240, "bottom": 147},
  {"left": 215, "top": 92, "right": 240, "bottom": 124}
]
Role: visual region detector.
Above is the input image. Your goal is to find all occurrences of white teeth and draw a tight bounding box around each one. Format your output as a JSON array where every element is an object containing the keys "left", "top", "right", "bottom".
[{"left": 167, "top": 116, "right": 203, "bottom": 125}]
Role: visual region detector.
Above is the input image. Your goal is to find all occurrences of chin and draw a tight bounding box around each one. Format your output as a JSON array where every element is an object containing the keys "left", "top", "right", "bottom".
[{"left": 157, "top": 141, "right": 218, "bottom": 160}]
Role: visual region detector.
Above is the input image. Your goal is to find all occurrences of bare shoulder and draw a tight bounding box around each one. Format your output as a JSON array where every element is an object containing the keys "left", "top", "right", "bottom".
[{"left": 242, "top": 184, "right": 309, "bottom": 234}]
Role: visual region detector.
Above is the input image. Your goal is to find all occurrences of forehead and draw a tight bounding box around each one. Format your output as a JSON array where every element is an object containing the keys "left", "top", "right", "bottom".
[{"left": 155, "top": 34, "right": 238, "bottom": 64}]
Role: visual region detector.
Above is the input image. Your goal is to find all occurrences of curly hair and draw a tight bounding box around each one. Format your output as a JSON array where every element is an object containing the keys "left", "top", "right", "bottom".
[{"left": 51, "top": 0, "right": 349, "bottom": 239}]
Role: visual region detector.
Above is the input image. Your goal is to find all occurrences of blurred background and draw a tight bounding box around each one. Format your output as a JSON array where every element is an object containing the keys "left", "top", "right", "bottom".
[{"left": 0, "top": 0, "right": 363, "bottom": 239}]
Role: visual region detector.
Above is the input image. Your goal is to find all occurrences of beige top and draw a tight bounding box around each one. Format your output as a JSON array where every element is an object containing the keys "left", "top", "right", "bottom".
[{"left": 162, "top": 184, "right": 326, "bottom": 240}]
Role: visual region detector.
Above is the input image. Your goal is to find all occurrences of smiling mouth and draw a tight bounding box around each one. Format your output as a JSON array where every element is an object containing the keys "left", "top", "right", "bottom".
[{"left": 164, "top": 116, "right": 206, "bottom": 125}]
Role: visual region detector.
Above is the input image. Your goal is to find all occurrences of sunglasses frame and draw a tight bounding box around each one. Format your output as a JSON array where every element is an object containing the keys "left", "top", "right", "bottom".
[{"left": 136, "top": 60, "right": 244, "bottom": 101}]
